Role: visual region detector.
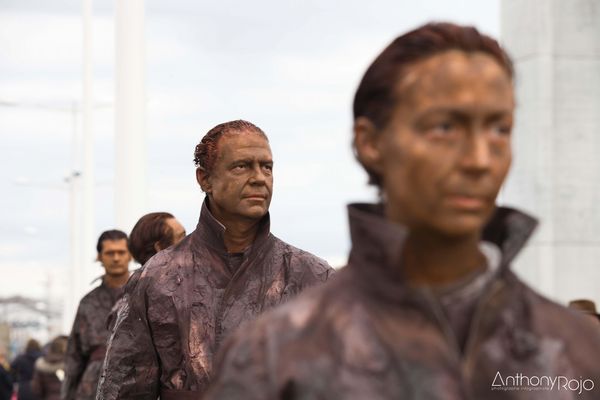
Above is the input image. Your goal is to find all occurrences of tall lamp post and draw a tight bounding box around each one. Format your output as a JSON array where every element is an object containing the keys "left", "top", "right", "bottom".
[
  {"left": 115, "top": 0, "right": 147, "bottom": 233},
  {"left": 2, "top": 98, "right": 109, "bottom": 332},
  {"left": 81, "top": 0, "right": 95, "bottom": 332}
]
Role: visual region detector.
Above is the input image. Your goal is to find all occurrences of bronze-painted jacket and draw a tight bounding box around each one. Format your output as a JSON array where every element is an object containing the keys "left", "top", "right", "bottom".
[
  {"left": 206, "top": 203, "right": 600, "bottom": 399},
  {"left": 62, "top": 280, "right": 123, "bottom": 400},
  {"left": 97, "top": 201, "right": 334, "bottom": 400}
]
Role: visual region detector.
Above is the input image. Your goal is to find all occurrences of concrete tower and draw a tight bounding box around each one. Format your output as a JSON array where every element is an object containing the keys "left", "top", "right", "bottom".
[{"left": 501, "top": 0, "right": 600, "bottom": 304}]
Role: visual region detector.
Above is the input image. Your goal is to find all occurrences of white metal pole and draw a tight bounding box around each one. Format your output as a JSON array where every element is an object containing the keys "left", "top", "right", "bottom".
[
  {"left": 115, "top": 0, "right": 147, "bottom": 233},
  {"left": 63, "top": 103, "right": 83, "bottom": 333},
  {"left": 81, "top": 0, "right": 95, "bottom": 306}
]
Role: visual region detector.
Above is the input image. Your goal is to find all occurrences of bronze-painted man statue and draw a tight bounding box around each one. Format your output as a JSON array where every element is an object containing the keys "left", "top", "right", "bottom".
[{"left": 97, "top": 120, "right": 334, "bottom": 400}]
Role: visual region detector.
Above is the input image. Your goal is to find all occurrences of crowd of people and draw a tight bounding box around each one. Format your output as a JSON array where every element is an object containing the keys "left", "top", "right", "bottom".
[
  {"left": 1, "top": 337, "right": 67, "bottom": 400},
  {"left": 2, "top": 21, "right": 600, "bottom": 399}
]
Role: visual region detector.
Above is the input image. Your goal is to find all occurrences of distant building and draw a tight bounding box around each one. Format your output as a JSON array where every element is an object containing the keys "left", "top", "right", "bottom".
[{"left": 0, "top": 296, "right": 62, "bottom": 356}]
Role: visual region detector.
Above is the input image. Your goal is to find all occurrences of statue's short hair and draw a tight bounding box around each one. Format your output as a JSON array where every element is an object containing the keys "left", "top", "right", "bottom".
[
  {"left": 128, "top": 212, "right": 175, "bottom": 265},
  {"left": 193, "top": 120, "right": 267, "bottom": 176}
]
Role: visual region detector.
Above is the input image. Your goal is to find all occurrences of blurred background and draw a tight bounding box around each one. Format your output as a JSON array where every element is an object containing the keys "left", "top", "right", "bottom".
[{"left": 1, "top": 0, "right": 599, "bottom": 357}]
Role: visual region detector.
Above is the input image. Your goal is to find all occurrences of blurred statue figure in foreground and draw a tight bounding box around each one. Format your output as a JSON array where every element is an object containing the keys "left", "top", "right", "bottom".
[{"left": 206, "top": 23, "right": 600, "bottom": 399}]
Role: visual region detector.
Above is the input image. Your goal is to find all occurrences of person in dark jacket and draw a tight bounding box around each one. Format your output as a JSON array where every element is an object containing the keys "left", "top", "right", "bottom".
[
  {"left": 97, "top": 120, "right": 334, "bottom": 400},
  {"left": 205, "top": 23, "right": 600, "bottom": 399},
  {"left": 62, "top": 230, "right": 131, "bottom": 400},
  {"left": 0, "top": 345, "right": 13, "bottom": 400},
  {"left": 10, "top": 339, "right": 41, "bottom": 400},
  {"left": 31, "top": 336, "right": 67, "bottom": 400}
]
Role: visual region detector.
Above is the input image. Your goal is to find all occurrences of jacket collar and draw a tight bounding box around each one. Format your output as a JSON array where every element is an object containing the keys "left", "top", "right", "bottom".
[
  {"left": 192, "top": 197, "right": 272, "bottom": 255},
  {"left": 347, "top": 202, "right": 538, "bottom": 282}
]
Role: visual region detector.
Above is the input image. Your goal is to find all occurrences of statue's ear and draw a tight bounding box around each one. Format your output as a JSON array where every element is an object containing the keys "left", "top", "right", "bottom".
[
  {"left": 196, "top": 167, "right": 211, "bottom": 194},
  {"left": 353, "top": 117, "right": 384, "bottom": 177}
]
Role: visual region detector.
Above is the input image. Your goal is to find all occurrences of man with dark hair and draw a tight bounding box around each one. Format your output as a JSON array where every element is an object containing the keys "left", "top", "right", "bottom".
[
  {"left": 97, "top": 120, "right": 334, "bottom": 399},
  {"left": 205, "top": 23, "right": 600, "bottom": 399},
  {"left": 62, "top": 230, "right": 131, "bottom": 400}
]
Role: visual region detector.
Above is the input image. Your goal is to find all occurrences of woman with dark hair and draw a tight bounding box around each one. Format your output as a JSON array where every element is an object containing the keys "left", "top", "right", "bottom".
[
  {"left": 31, "top": 336, "right": 67, "bottom": 400},
  {"left": 10, "top": 339, "right": 41, "bottom": 400},
  {"left": 128, "top": 212, "right": 186, "bottom": 266},
  {"left": 105, "top": 212, "right": 186, "bottom": 332}
]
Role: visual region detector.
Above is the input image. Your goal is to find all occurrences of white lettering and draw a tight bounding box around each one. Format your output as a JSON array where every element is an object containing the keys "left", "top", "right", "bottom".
[
  {"left": 506, "top": 375, "right": 516, "bottom": 386},
  {"left": 567, "top": 379, "right": 579, "bottom": 393},
  {"left": 558, "top": 376, "right": 569, "bottom": 390},
  {"left": 491, "top": 371, "right": 505, "bottom": 387},
  {"left": 583, "top": 379, "right": 594, "bottom": 391},
  {"left": 529, "top": 376, "right": 540, "bottom": 386},
  {"left": 490, "top": 371, "right": 595, "bottom": 394},
  {"left": 545, "top": 376, "right": 557, "bottom": 390}
]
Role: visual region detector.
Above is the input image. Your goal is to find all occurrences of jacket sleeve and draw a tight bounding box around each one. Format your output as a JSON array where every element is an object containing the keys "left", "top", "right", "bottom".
[
  {"left": 96, "top": 271, "right": 160, "bottom": 400},
  {"left": 62, "top": 304, "right": 87, "bottom": 400}
]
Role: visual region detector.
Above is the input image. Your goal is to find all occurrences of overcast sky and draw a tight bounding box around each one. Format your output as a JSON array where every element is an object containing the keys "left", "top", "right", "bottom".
[{"left": 0, "top": 0, "right": 500, "bottom": 303}]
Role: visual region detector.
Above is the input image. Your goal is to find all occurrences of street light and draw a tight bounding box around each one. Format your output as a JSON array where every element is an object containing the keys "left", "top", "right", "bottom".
[{"left": 2, "top": 98, "right": 110, "bottom": 332}]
